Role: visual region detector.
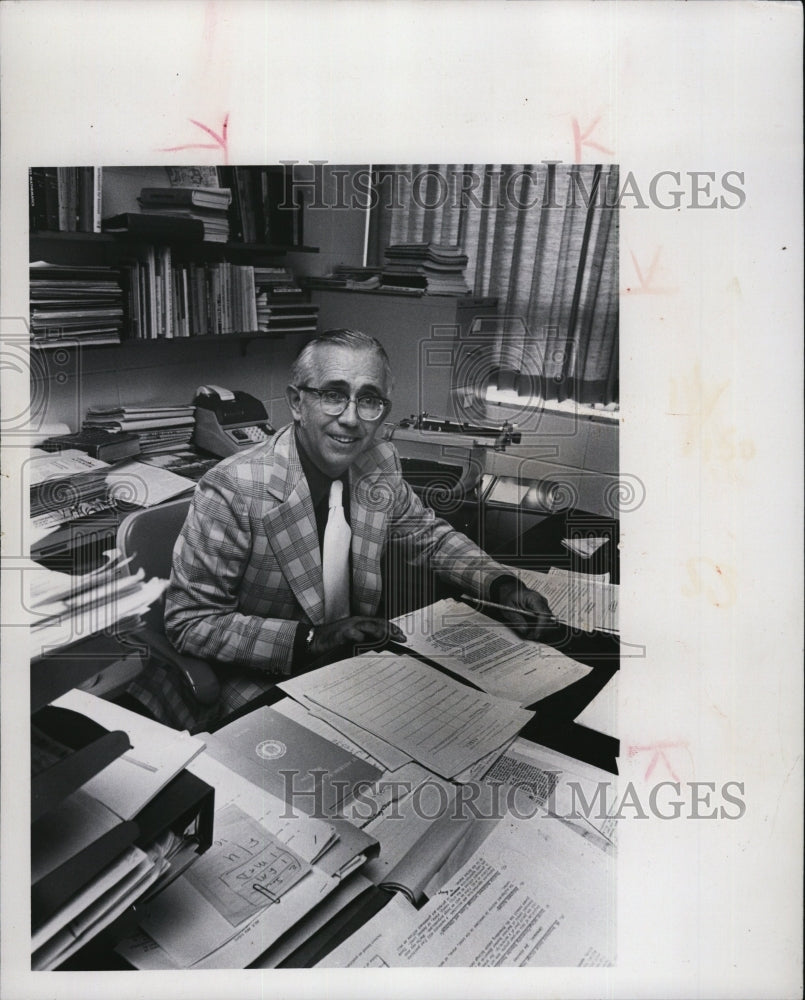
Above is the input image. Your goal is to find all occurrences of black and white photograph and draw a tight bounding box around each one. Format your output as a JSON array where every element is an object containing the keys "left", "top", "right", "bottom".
[
  {"left": 1, "top": 3, "right": 801, "bottom": 999},
  {"left": 23, "top": 160, "right": 620, "bottom": 971}
]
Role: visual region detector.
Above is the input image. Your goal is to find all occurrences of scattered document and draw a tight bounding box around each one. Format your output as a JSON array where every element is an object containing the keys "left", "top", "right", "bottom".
[
  {"left": 272, "top": 695, "right": 410, "bottom": 772},
  {"left": 394, "top": 599, "right": 592, "bottom": 705},
  {"left": 322, "top": 811, "right": 615, "bottom": 967},
  {"left": 119, "top": 753, "right": 340, "bottom": 969},
  {"left": 32, "top": 845, "right": 146, "bottom": 953},
  {"left": 201, "top": 706, "right": 383, "bottom": 817},
  {"left": 33, "top": 848, "right": 165, "bottom": 971},
  {"left": 106, "top": 459, "right": 195, "bottom": 507},
  {"left": 279, "top": 653, "right": 534, "bottom": 780},
  {"left": 515, "top": 566, "right": 619, "bottom": 634},
  {"left": 51, "top": 689, "right": 205, "bottom": 820},
  {"left": 27, "top": 549, "right": 166, "bottom": 659},
  {"left": 484, "top": 738, "right": 617, "bottom": 851},
  {"left": 561, "top": 535, "right": 610, "bottom": 558}
]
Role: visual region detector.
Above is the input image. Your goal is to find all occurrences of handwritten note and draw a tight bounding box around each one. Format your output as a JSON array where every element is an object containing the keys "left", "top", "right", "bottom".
[{"left": 185, "top": 804, "right": 309, "bottom": 926}]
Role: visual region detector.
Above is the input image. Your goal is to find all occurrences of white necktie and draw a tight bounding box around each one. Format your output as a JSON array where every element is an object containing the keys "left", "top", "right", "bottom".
[{"left": 321, "top": 479, "right": 352, "bottom": 622}]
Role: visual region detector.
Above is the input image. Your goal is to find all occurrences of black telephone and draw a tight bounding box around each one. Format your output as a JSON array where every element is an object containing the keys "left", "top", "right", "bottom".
[{"left": 193, "top": 385, "right": 275, "bottom": 457}]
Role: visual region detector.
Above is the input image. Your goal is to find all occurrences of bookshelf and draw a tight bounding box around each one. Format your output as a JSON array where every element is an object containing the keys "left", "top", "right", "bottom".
[
  {"left": 30, "top": 231, "right": 320, "bottom": 352},
  {"left": 29, "top": 164, "right": 321, "bottom": 351}
]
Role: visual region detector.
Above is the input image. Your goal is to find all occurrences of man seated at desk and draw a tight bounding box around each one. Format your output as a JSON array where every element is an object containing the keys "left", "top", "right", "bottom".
[{"left": 132, "top": 329, "right": 552, "bottom": 729}]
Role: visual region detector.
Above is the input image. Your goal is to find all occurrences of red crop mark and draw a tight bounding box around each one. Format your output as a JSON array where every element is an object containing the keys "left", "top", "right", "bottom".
[
  {"left": 627, "top": 741, "right": 690, "bottom": 782},
  {"left": 624, "top": 247, "right": 677, "bottom": 295},
  {"left": 159, "top": 113, "right": 230, "bottom": 164},
  {"left": 571, "top": 115, "right": 614, "bottom": 162}
]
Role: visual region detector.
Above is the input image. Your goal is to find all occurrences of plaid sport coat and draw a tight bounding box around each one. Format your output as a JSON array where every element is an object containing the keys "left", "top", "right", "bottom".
[{"left": 162, "top": 423, "right": 509, "bottom": 702}]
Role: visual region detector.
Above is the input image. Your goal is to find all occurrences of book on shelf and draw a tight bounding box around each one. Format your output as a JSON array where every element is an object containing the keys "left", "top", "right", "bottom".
[
  {"left": 101, "top": 212, "right": 206, "bottom": 241},
  {"left": 216, "top": 166, "right": 303, "bottom": 246},
  {"left": 30, "top": 260, "right": 124, "bottom": 346},
  {"left": 137, "top": 187, "right": 231, "bottom": 243},
  {"left": 29, "top": 167, "right": 102, "bottom": 234},
  {"left": 139, "top": 186, "right": 232, "bottom": 210}
]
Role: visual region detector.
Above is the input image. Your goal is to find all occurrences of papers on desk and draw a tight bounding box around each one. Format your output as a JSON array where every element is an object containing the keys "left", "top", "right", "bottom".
[
  {"left": 117, "top": 752, "right": 343, "bottom": 969},
  {"left": 27, "top": 548, "right": 167, "bottom": 658},
  {"left": 200, "top": 705, "right": 383, "bottom": 817},
  {"left": 394, "top": 598, "right": 592, "bottom": 705},
  {"left": 279, "top": 652, "right": 534, "bottom": 780},
  {"left": 561, "top": 534, "right": 610, "bottom": 557},
  {"left": 515, "top": 565, "right": 619, "bottom": 634},
  {"left": 105, "top": 459, "right": 194, "bottom": 507},
  {"left": 51, "top": 689, "right": 205, "bottom": 820},
  {"left": 322, "top": 809, "right": 615, "bottom": 968},
  {"left": 485, "top": 738, "right": 617, "bottom": 851},
  {"left": 33, "top": 843, "right": 167, "bottom": 971}
]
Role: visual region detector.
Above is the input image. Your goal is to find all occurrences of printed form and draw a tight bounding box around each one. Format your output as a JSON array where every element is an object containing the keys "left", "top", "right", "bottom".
[
  {"left": 279, "top": 653, "right": 533, "bottom": 780},
  {"left": 394, "top": 599, "right": 591, "bottom": 704},
  {"left": 515, "top": 566, "right": 619, "bottom": 634},
  {"left": 322, "top": 811, "right": 615, "bottom": 968}
]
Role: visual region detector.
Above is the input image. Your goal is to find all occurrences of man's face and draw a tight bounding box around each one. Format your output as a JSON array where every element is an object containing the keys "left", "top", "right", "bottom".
[{"left": 287, "top": 344, "right": 391, "bottom": 478}]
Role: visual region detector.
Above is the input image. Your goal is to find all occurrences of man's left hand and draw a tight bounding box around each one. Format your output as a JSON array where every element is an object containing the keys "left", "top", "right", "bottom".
[{"left": 494, "top": 578, "right": 555, "bottom": 641}]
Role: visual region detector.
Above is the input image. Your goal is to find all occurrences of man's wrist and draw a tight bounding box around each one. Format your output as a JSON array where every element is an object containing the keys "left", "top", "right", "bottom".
[{"left": 292, "top": 622, "right": 315, "bottom": 666}]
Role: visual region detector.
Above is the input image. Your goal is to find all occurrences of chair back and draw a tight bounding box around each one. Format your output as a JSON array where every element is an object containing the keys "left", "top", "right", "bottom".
[{"left": 116, "top": 498, "right": 192, "bottom": 629}]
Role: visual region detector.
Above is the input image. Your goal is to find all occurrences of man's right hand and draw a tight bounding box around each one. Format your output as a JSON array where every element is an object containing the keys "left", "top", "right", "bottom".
[{"left": 308, "top": 617, "right": 406, "bottom": 659}]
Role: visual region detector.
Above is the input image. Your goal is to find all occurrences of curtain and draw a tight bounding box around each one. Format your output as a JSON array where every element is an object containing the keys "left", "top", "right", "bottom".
[{"left": 367, "top": 164, "right": 619, "bottom": 406}]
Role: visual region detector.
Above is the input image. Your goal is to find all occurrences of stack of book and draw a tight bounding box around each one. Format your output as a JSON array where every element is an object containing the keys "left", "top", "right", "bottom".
[
  {"left": 254, "top": 266, "right": 318, "bottom": 335},
  {"left": 83, "top": 404, "right": 196, "bottom": 456},
  {"left": 381, "top": 243, "right": 471, "bottom": 295},
  {"left": 305, "top": 265, "right": 382, "bottom": 292},
  {"left": 30, "top": 449, "right": 117, "bottom": 536},
  {"left": 29, "top": 261, "right": 124, "bottom": 348},
  {"left": 122, "top": 252, "right": 259, "bottom": 338},
  {"left": 29, "top": 167, "right": 103, "bottom": 233},
  {"left": 136, "top": 186, "right": 232, "bottom": 243},
  {"left": 39, "top": 428, "right": 141, "bottom": 463},
  {"left": 217, "top": 166, "right": 303, "bottom": 245}
]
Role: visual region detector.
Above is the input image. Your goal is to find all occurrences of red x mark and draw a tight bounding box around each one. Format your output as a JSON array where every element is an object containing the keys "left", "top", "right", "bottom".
[{"left": 160, "top": 113, "right": 230, "bottom": 164}]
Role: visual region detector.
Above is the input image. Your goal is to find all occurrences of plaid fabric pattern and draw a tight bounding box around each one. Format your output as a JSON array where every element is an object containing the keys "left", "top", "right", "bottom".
[{"left": 134, "top": 424, "right": 510, "bottom": 729}]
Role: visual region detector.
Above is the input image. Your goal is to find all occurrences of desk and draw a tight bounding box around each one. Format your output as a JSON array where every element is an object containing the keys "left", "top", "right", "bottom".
[{"left": 431, "top": 509, "right": 620, "bottom": 775}]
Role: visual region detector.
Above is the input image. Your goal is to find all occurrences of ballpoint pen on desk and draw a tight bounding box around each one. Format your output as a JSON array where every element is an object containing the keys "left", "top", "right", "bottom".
[{"left": 459, "top": 594, "right": 558, "bottom": 627}]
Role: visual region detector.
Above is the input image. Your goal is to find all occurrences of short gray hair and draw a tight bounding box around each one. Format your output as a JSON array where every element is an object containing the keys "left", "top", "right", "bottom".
[{"left": 290, "top": 329, "right": 394, "bottom": 390}]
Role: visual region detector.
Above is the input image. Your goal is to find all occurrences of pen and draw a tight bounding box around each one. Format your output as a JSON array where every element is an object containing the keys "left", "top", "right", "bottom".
[{"left": 460, "top": 594, "right": 557, "bottom": 623}]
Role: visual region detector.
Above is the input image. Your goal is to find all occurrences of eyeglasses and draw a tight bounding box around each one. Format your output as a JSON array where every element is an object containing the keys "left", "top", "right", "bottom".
[{"left": 293, "top": 385, "right": 390, "bottom": 421}]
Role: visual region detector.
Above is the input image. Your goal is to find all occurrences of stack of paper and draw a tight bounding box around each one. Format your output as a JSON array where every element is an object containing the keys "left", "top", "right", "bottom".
[
  {"left": 32, "top": 838, "right": 168, "bottom": 971},
  {"left": 84, "top": 404, "right": 196, "bottom": 457},
  {"left": 116, "top": 754, "right": 345, "bottom": 969},
  {"left": 393, "top": 599, "right": 592, "bottom": 705},
  {"left": 27, "top": 549, "right": 167, "bottom": 659},
  {"left": 29, "top": 448, "right": 116, "bottom": 532},
  {"left": 280, "top": 652, "right": 534, "bottom": 780},
  {"left": 516, "top": 566, "right": 619, "bottom": 634}
]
